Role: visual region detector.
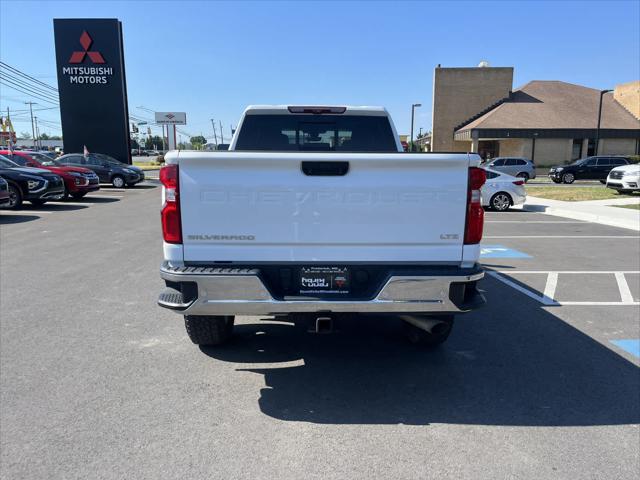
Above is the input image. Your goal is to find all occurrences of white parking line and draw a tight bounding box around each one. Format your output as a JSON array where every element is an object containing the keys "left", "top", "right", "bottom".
[
  {"left": 542, "top": 272, "right": 558, "bottom": 304},
  {"left": 615, "top": 272, "right": 635, "bottom": 303},
  {"left": 487, "top": 271, "right": 556, "bottom": 305},
  {"left": 0, "top": 210, "right": 52, "bottom": 214},
  {"left": 488, "top": 270, "right": 640, "bottom": 306},
  {"left": 488, "top": 235, "right": 640, "bottom": 239},
  {"left": 495, "top": 271, "right": 640, "bottom": 274},
  {"left": 484, "top": 221, "right": 589, "bottom": 224}
]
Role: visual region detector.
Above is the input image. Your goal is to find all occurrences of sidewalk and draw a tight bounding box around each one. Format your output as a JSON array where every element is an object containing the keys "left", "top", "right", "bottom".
[{"left": 523, "top": 195, "right": 640, "bottom": 231}]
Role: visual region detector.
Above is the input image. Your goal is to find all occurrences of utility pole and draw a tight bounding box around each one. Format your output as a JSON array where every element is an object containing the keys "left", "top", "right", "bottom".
[
  {"left": 595, "top": 89, "right": 613, "bottom": 156},
  {"left": 210, "top": 118, "right": 218, "bottom": 145},
  {"left": 24, "top": 101, "right": 36, "bottom": 149},
  {"left": 219, "top": 120, "right": 224, "bottom": 144},
  {"left": 34, "top": 116, "right": 40, "bottom": 149}
]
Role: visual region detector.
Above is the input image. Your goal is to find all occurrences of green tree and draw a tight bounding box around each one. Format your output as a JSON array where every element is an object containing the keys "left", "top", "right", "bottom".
[
  {"left": 145, "top": 135, "right": 164, "bottom": 150},
  {"left": 19, "top": 131, "right": 31, "bottom": 139},
  {"left": 38, "top": 132, "right": 51, "bottom": 140},
  {"left": 190, "top": 135, "right": 207, "bottom": 149}
]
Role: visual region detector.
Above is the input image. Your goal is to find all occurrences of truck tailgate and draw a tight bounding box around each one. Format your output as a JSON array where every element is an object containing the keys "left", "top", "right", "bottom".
[{"left": 177, "top": 152, "right": 471, "bottom": 263}]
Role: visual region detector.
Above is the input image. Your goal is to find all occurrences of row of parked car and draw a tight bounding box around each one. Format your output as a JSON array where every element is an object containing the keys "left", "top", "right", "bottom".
[
  {"left": 547, "top": 155, "right": 639, "bottom": 190},
  {"left": 0, "top": 150, "right": 146, "bottom": 209}
]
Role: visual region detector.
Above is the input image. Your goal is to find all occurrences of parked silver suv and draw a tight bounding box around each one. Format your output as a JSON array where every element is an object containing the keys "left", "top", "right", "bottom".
[{"left": 483, "top": 157, "right": 536, "bottom": 181}]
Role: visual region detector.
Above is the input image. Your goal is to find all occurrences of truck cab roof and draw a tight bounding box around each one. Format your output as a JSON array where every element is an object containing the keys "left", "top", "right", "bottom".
[{"left": 243, "top": 105, "right": 390, "bottom": 116}]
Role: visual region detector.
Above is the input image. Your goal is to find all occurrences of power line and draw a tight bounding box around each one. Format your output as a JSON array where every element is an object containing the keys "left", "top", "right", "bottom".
[
  {"left": 0, "top": 77, "right": 60, "bottom": 105},
  {"left": 0, "top": 61, "right": 58, "bottom": 92},
  {"left": 0, "top": 72, "right": 59, "bottom": 102}
]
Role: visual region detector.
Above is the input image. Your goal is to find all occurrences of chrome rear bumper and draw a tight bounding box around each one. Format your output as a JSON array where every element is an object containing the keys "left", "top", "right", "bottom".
[{"left": 159, "top": 262, "right": 485, "bottom": 315}]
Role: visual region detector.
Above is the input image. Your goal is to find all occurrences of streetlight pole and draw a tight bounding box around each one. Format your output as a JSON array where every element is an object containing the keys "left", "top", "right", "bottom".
[
  {"left": 595, "top": 89, "right": 612, "bottom": 156},
  {"left": 410, "top": 103, "right": 421, "bottom": 152}
]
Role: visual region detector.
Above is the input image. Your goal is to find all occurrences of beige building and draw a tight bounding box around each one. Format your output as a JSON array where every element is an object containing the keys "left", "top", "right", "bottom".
[
  {"left": 431, "top": 66, "right": 640, "bottom": 166},
  {"left": 431, "top": 65, "right": 513, "bottom": 152}
]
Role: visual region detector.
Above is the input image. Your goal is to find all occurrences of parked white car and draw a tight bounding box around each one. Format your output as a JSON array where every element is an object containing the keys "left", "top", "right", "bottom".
[
  {"left": 481, "top": 168, "right": 527, "bottom": 211},
  {"left": 606, "top": 164, "right": 640, "bottom": 193}
]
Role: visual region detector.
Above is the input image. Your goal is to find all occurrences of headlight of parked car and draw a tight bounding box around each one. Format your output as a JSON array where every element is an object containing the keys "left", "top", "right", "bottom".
[
  {"left": 122, "top": 168, "right": 135, "bottom": 174},
  {"left": 623, "top": 171, "right": 639, "bottom": 177},
  {"left": 556, "top": 167, "right": 563, "bottom": 172}
]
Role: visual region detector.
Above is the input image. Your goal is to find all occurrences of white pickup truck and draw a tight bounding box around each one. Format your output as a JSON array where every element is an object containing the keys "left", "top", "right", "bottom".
[{"left": 158, "top": 105, "right": 486, "bottom": 347}]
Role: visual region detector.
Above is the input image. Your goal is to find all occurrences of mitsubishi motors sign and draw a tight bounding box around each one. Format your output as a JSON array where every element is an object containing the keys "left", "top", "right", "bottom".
[{"left": 54, "top": 18, "right": 132, "bottom": 164}]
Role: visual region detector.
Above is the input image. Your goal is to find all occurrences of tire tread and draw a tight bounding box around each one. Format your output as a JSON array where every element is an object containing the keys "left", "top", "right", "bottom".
[{"left": 184, "top": 315, "right": 234, "bottom": 346}]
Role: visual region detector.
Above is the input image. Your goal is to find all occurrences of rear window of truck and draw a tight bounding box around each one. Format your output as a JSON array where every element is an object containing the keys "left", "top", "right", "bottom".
[{"left": 234, "top": 114, "right": 397, "bottom": 152}]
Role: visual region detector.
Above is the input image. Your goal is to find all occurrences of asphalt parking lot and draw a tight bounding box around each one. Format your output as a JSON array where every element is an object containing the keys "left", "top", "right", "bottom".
[{"left": 1, "top": 183, "right": 639, "bottom": 479}]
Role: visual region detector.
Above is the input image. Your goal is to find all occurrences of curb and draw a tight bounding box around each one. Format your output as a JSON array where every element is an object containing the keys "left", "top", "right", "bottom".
[{"left": 523, "top": 204, "right": 640, "bottom": 231}]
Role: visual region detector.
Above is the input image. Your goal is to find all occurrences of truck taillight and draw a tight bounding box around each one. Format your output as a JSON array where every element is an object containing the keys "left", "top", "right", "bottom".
[
  {"left": 160, "top": 164, "right": 182, "bottom": 244},
  {"left": 464, "top": 167, "right": 486, "bottom": 244}
]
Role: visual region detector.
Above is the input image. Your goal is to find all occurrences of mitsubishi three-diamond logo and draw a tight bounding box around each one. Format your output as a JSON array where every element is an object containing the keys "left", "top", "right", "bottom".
[
  {"left": 69, "top": 31, "right": 105, "bottom": 64},
  {"left": 62, "top": 30, "right": 113, "bottom": 84}
]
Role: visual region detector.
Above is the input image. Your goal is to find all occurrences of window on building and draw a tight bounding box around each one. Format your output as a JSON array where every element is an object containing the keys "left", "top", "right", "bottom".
[
  {"left": 571, "top": 139, "right": 583, "bottom": 160},
  {"left": 587, "top": 139, "right": 596, "bottom": 157}
]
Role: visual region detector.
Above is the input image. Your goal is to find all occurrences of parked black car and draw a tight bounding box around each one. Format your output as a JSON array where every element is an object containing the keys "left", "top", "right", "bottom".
[
  {"left": 548, "top": 156, "right": 630, "bottom": 184},
  {"left": 0, "top": 155, "right": 65, "bottom": 209},
  {"left": 0, "top": 176, "right": 10, "bottom": 208},
  {"left": 55, "top": 153, "right": 145, "bottom": 188}
]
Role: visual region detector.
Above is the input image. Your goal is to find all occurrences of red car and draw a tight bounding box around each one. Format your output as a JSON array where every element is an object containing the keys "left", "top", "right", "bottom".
[{"left": 0, "top": 150, "right": 99, "bottom": 199}]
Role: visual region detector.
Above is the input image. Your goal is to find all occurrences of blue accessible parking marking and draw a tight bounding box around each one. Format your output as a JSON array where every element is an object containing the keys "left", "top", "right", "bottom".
[
  {"left": 611, "top": 339, "right": 640, "bottom": 359},
  {"left": 480, "top": 244, "right": 531, "bottom": 259}
]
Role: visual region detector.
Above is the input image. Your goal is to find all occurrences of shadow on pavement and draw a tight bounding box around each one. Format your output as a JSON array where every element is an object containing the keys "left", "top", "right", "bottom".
[
  {"left": 21, "top": 204, "right": 87, "bottom": 212},
  {"left": 201, "top": 275, "right": 639, "bottom": 426},
  {"left": 0, "top": 214, "right": 40, "bottom": 224},
  {"left": 73, "top": 196, "right": 120, "bottom": 203}
]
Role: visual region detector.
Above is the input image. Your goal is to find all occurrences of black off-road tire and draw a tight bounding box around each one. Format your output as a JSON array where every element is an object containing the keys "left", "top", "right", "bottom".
[
  {"left": 184, "top": 315, "right": 234, "bottom": 346},
  {"left": 402, "top": 315, "right": 454, "bottom": 348}
]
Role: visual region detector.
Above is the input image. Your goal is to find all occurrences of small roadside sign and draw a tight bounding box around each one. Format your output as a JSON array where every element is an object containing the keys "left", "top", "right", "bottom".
[{"left": 155, "top": 112, "right": 186, "bottom": 125}]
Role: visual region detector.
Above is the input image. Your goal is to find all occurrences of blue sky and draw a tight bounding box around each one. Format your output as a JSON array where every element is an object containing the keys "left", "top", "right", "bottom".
[{"left": 1, "top": 0, "right": 638, "bottom": 140}]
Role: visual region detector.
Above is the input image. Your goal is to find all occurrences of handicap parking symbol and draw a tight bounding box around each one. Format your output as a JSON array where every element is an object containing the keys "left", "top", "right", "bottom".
[{"left": 480, "top": 244, "right": 531, "bottom": 259}]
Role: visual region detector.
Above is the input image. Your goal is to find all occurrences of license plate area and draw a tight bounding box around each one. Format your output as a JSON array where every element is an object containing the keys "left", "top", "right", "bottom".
[{"left": 299, "top": 267, "right": 350, "bottom": 295}]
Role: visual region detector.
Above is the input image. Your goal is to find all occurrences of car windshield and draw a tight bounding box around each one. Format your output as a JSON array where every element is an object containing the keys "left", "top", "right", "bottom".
[
  {"left": 3, "top": 154, "right": 28, "bottom": 166},
  {"left": 0, "top": 156, "right": 20, "bottom": 168},
  {"left": 25, "top": 153, "right": 53, "bottom": 165}
]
